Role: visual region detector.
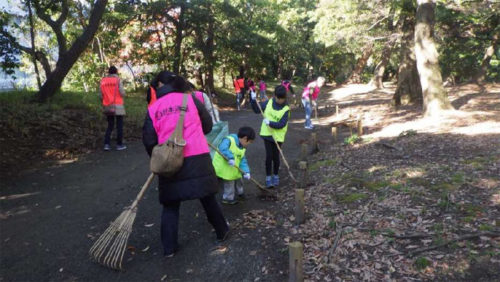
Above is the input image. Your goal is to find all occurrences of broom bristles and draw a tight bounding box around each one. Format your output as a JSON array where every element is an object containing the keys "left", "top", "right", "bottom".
[{"left": 89, "top": 208, "right": 137, "bottom": 270}]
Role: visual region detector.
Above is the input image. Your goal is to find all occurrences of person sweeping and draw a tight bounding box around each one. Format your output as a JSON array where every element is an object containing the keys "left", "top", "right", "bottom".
[
  {"left": 250, "top": 85, "right": 290, "bottom": 188},
  {"left": 301, "top": 76, "right": 325, "bottom": 129},
  {"left": 212, "top": 127, "right": 255, "bottom": 205},
  {"left": 143, "top": 71, "right": 230, "bottom": 258}
]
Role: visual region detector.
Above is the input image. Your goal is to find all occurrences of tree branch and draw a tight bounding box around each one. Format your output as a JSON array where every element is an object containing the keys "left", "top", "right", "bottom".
[{"left": 33, "top": 0, "right": 67, "bottom": 55}]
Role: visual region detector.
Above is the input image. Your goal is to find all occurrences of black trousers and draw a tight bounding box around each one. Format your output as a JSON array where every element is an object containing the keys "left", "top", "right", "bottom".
[
  {"left": 161, "top": 193, "right": 228, "bottom": 255},
  {"left": 263, "top": 139, "right": 282, "bottom": 176},
  {"left": 104, "top": 115, "right": 123, "bottom": 145}
]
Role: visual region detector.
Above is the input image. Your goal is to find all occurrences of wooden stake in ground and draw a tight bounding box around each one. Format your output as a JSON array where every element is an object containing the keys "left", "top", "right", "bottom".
[
  {"left": 331, "top": 127, "right": 337, "bottom": 142},
  {"left": 298, "top": 161, "right": 308, "bottom": 189},
  {"left": 89, "top": 173, "right": 155, "bottom": 270},
  {"left": 254, "top": 99, "right": 298, "bottom": 183},
  {"left": 300, "top": 143, "right": 308, "bottom": 161},
  {"left": 289, "top": 241, "right": 304, "bottom": 282},
  {"left": 310, "top": 132, "right": 319, "bottom": 154},
  {"left": 357, "top": 118, "right": 363, "bottom": 136}
]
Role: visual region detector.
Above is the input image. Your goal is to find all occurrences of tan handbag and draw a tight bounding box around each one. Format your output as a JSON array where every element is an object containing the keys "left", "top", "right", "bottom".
[{"left": 150, "top": 93, "right": 188, "bottom": 177}]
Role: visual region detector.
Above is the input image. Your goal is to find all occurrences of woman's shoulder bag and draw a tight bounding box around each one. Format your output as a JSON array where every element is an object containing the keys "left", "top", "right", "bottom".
[{"left": 150, "top": 93, "right": 188, "bottom": 177}]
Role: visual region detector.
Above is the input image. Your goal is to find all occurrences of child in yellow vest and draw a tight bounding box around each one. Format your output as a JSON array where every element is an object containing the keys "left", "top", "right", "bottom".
[
  {"left": 250, "top": 85, "right": 290, "bottom": 188},
  {"left": 212, "top": 127, "right": 255, "bottom": 205}
]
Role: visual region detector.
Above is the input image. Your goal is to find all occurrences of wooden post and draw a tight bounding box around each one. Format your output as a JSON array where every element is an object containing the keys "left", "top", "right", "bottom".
[
  {"left": 289, "top": 242, "right": 304, "bottom": 282},
  {"left": 300, "top": 143, "right": 308, "bottom": 161},
  {"left": 336, "top": 104, "right": 339, "bottom": 117},
  {"left": 310, "top": 133, "right": 318, "bottom": 153},
  {"left": 357, "top": 118, "right": 363, "bottom": 136},
  {"left": 295, "top": 189, "right": 305, "bottom": 225},
  {"left": 298, "top": 161, "right": 308, "bottom": 188},
  {"left": 331, "top": 127, "right": 337, "bottom": 142}
]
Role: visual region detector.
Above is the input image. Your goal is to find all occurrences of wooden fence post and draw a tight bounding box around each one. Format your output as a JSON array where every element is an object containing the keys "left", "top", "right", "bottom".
[
  {"left": 289, "top": 242, "right": 304, "bottom": 282},
  {"left": 310, "top": 132, "right": 319, "bottom": 153},
  {"left": 331, "top": 127, "right": 337, "bottom": 142},
  {"left": 295, "top": 189, "right": 305, "bottom": 225},
  {"left": 357, "top": 118, "right": 363, "bottom": 136},
  {"left": 300, "top": 143, "right": 308, "bottom": 161},
  {"left": 298, "top": 161, "right": 308, "bottom": 188},
  {"left": 336, "top": 104, "right": 339, "bottom": 117}
]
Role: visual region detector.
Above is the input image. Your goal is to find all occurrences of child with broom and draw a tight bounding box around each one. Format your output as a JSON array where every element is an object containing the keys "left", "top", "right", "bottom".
[
  {"left": 212, "top": 126, "right": 255, "bottom": 205},
  {"left": 250, "top": 85, "right": 290, "bottom": 188}
]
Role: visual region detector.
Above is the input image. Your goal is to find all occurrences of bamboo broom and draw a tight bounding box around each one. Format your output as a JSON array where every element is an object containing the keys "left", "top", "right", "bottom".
[{"left": 89, "top": 173, "right": 155, "bottom": 270}]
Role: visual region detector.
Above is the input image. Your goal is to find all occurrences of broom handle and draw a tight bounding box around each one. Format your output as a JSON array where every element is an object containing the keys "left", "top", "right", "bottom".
[
  {"left": 208, "top": 142, "right": 274, "bottom": 194},
  {"left": 130, "top": 173, "right": 155, "bottom": 210},
  {"left": 206, "top": 88, "right": 219, "bottom": 123},
  {"left": 117, "top": 173, "right": 155, "bottom": 230},
  {"left": 255, "top": 99, "right": 298, "bottom": 182}
]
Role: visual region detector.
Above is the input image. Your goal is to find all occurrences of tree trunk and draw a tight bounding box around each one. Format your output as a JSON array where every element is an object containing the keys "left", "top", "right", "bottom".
[
  {"left": 38, "top": 0, "right": 108, "bottom": 102},
  {"left": 474, "top": 34, "right": 499, "bottom": 84},
  {"left": 347, "top": 42, "right": 374, "bottom": 84},
  {"left": 222, "top": 64, "right": 226, "bottom": 88},
  {"left": 393, "top": 10, "right": 422, "bottom": 106},
  {"left": 414, "top": 0, "right": 452, "bottom": 116},
  {"left": 172, "top": 3, "right": 184, "bottom": 74},
  {"left": 27, "top": 0, "right": 42, "bottom": 90}
]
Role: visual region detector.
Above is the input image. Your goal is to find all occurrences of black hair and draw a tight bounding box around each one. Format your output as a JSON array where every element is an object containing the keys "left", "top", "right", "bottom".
[
  {"left": 237, "top": 126, "right": 256, "bottom": 140},
  {"left": 156, "top": 71, "right": 189, "bottom": 92},
  {"left": 108, "top": 66, "right": 118, "bottom": 74},
  {"left": 275, "top": 85, "right": 287, "bottom": 99}
]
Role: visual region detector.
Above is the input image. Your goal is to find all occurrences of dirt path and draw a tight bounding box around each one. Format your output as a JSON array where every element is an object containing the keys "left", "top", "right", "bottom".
[{"left": 0, "top": 99, "right": 338, "bottom": 282}]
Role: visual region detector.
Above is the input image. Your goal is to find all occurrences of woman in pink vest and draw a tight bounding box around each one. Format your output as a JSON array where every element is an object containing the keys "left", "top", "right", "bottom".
[
  {"left": 143, "top": 71, "right": 229, "bottom": 257},
  {"left": 301, "top": 76, "right": 325, "bottom": 129}
]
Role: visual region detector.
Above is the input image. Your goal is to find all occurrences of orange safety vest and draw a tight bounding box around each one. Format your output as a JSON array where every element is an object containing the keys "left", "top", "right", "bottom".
[
  {"left": 148, "top": 86, "right": 157, "bottom": 107},
  {"left": 233, "top": 79, "right": 240, "bottom": 93},
  {"left": 100, "top": 77, "right": 123, "bottom": 106},
  {"left": 236, "top": 78, "right": 245, "bottom": 89}
]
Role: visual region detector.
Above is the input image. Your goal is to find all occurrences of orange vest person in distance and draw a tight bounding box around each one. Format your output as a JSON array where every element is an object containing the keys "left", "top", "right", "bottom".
[
  {"left": 100, "top": 76, "right": 124, "bottom": 107},
  {"left": 148, "top": 86, "right": 157, "bottom": 107}
]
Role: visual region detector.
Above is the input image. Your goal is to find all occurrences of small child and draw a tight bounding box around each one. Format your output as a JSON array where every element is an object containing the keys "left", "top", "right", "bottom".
[
  {"left": 212, "top": 126, "right": 255, "bottom": 205},
  {"left": 258, "top": 79, "right": 267, "bottom": 101},
  {"left": 250, "top": 85, "right": 290, "bottom": 188}
]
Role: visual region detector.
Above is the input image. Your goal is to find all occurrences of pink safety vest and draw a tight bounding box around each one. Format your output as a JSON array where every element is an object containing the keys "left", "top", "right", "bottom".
[
  {"left": 302, "top": 81, "right": 320, "bottom": 100},
  {"left": 148, "top": 92, "right": 210, "bottom": 157},
  {"left": 259, "top": 81, "right": 266, "bottom": 91},
  {"left": 194, "top": 91, "right": 204, "bottom": 103},
  {"left": 281, "top": 81, "right": 290, "bottom": 91}
]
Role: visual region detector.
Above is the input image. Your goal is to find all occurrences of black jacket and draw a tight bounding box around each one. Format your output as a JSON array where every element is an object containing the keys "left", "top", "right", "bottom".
[{"left": 143, "top": 85, "right": 218, "bottom": 204}]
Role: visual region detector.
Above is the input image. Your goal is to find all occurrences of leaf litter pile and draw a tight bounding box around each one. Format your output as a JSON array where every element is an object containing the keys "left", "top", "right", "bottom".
[{"left": 279, "top": 84, "right": 500, "bottom": 281}]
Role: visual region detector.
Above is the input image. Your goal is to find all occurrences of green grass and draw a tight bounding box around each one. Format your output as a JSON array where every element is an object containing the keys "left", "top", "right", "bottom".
[
  {"left": 414, "top": 257, "right": 431, "bottom": 271},
  {"left": 0, "top": 90, "right": 147, "bottom": 137},
  {"left": 309, "top": 158, "right": 338, "bottom": 171},
  {"left": 338, "top": 193, "right": 368, "bottom": 203}
]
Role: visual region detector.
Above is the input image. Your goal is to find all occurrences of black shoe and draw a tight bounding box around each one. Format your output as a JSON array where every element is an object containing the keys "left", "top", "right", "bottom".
[
  {"left": 216, "top": 228, "right": 231, "bottom": 243},
  {"left": 237, "top": 194, "right": 246, "bottom": 200}
]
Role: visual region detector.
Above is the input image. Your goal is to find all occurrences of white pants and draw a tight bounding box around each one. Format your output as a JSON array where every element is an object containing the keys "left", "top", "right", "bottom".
[{"left": 222, "top": 179, "right": 244, "bottom": 200}]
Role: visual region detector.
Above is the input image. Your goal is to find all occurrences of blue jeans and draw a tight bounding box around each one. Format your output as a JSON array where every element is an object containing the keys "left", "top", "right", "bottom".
[
  {"left": 259, "top": 90, "right": 266, "bottom": 100},
  {"left": 302, "top": 99, "right": 312, "bottom": 127}
]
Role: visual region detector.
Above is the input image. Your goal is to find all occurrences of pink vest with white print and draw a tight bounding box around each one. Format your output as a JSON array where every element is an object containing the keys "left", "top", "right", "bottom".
[
  {"left": 302, "top": 81, "right": 320, "bottom": 100},
  {"left": 148, "top": 92, "right": 209, "bottom": 157}
]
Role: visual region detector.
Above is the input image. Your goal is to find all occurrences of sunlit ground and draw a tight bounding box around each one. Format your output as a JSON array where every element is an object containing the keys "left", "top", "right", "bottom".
[{"left": 313, "top": 82, "right": 500, "bottom": 139}]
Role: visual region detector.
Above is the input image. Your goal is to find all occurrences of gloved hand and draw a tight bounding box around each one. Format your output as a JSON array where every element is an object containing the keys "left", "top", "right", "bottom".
[
  {"left": 243, "top": 173, "right": 251, "bottom": 180},
  {"left": 251, "top": 91, "right": 256, "bottom": 100},
  {"left": 263, "top": 118, "right": 270, "bottom": 125},
  {"left": 228, "top": 159, "right": 235, "bottom": 166}
]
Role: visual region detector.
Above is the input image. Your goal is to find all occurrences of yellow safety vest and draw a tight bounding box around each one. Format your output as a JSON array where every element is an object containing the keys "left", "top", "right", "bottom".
[
  {"left": 259, "top": 100, "right": 290, "bottom": 142},
  {"left": 212, "top": 136, "right": 246, "bottom": 180}
]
